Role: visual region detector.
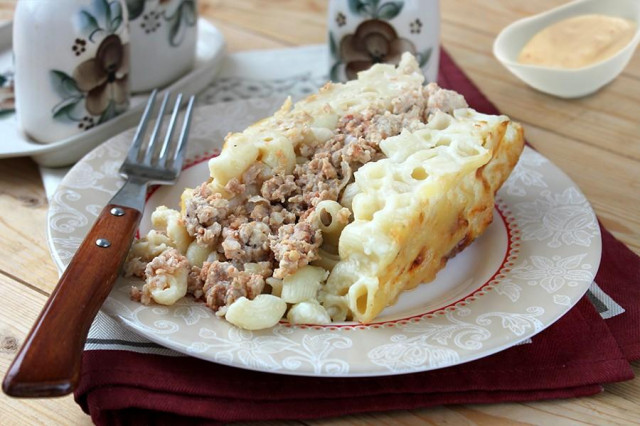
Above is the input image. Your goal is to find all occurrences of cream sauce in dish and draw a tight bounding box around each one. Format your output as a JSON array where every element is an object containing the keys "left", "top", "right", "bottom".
[{"left": 518, "top": 14, "right": 636, "bottom": 68}]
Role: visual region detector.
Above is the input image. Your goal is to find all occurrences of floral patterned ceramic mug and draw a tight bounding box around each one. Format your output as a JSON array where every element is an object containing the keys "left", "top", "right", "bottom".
[
  {"left": 13, "top": 0, "right": 130, "bottom": 143},
  {"left": 328, "top": 0, "right": 440, "bottom": 83},
  {"left": 126, "top": 0, "right": 198, "bottom": 93}
]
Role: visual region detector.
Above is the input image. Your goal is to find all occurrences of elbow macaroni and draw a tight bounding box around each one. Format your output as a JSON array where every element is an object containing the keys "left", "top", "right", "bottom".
[
  {"left": 151, "top": 206, "right": 193, "bottom": 254},
  {"left": 315, "top": 200, "right": 350, "bottom": 248},
  {"left": 287, "top": 300, "right": 331, "bottom": 325},
  {"left": 281, "top": 265, "right": 328, "bottom": 304},
  {"left": 225, "top": 295, "right": 287, "bottom": 330},
  {"left": 147, "top": 266, "right": 189, "bottom": 305},
  {"left": 142, "top": 249, "right": 190, "bottom": 305}
]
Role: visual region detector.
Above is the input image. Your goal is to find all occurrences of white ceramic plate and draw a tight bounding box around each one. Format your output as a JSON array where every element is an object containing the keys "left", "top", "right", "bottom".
[
  {"left": 47, "top": 98, "right": 601, "bottom": 377},
  {"left": 0, "top": 19, "right": 225, "bottom": 167}
]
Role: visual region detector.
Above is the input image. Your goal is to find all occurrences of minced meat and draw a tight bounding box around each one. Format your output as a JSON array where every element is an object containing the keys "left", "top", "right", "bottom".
[{"left": 148, "top": 83, "right": 467, "bottom": 312}]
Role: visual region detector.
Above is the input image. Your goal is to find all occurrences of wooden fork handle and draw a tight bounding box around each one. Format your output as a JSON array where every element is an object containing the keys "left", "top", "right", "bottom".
[{"left": 2, "top": 204, "right": 141, "bottom": 398}]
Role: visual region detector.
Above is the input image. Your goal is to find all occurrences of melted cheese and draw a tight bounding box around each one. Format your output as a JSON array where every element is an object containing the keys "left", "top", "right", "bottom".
[{"left": 323, "top": 110, "right": 524, "bottom": 323}]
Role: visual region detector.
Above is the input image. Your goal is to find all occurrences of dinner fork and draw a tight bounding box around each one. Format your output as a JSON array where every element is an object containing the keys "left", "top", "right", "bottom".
[{"left": 2, "top": 90, "right": 195, "bottom": 398}]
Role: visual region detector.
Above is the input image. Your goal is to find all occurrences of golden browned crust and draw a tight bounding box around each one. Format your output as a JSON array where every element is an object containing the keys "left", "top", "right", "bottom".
[{"left": 358, "top": 121, "right": 524, "bottom": 321}]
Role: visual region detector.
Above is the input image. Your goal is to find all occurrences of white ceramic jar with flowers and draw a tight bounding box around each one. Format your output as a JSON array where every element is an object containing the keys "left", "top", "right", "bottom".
[
  {"left": 13, "top": 0, "right": 130, "bottom": 143},
  {"left": 125, "top": 0, "right": 198, "bottom": 93},
  {"left": 328, "top": 0, "right": 440, "bottom": 83}
]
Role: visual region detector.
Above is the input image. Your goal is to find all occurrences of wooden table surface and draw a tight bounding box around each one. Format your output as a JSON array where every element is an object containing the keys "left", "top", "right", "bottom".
[{"left": 1, "top": 0, "right": 639, "bottom": 424}]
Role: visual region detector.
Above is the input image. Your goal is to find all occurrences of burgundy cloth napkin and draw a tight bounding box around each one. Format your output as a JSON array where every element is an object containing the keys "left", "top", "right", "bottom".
[{"left": 74, "top": 50, "right": 640, "bottom": 425}]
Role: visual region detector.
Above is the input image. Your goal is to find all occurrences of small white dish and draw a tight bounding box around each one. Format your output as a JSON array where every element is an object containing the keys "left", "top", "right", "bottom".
[
  {"left": 493, "top": 0, "right": 640, "bottom": 98},
  {"left": 0, "top": 18, "right": 225, "bottom": 167}
]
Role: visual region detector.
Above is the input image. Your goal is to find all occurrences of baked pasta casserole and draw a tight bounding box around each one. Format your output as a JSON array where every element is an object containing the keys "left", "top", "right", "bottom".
[{"left": 126, "top": 53, "right": 525, "bottom": 329}]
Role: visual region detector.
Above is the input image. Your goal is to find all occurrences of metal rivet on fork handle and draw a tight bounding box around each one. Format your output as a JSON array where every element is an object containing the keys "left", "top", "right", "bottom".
[
  {"left": 95, "top": 238, "right": 111, "bottom": 248},
  {"left": 110, "top": 207, "right": 125, "bottom": 216}
]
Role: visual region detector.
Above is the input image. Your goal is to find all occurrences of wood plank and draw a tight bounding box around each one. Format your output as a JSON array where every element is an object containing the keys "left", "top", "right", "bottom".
[
  {"left": 0, "top": 0, "right": 638, "bottom": 424},
  {"left": 207, "top": 18, "right": 290, "bottom": 52},
  {"left": 199, "top": 0, "right": 327, "bottom": 46},
  {"left": 303, "top": 391, "right": 640, "bottom": 426},
  {"left": 442, "top": 0, "right": 568, "bottom": 31},
  {"left": 0, "top": 2, "right": 13, "bottom": 22},
  {"left": 0, "top": 274, "right": 91, "bottom": 425},
  {"left": 516, "top": 390, "right": 640, "bottom": 424},
  {"left": 441, "top": 22, "right": 640, "bottom": 161},
  {"left": 207, "top": 17, "right": 291, "bottom": 52},
  {"left": 461, "top": 388, "right": 640, "bottom": 425},
  {"left": 440, "top": 0, "right": 640, "bottom": 80},
  {"left": 442, "top": 19, "right": 640, "bottom": 123},
  {"left": 305, "top": 408, "right": 476, "bottom": 426},
  {"left": 0, "top": 157, "right": 59, "bottom": 294},
  {"left": 604, "top": 362, "right": 640, "bottom": 404}
]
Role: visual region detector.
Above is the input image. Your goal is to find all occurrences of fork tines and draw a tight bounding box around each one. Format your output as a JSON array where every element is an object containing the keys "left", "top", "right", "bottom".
[{"left": 124, "top": 90, "right": 195, "bottom": 177}]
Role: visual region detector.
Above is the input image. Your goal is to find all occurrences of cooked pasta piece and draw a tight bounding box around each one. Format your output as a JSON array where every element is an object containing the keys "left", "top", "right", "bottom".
[
  {"left": 315, "top": 200, "right": 351, "bottom": 248},
  {"left": 225, "top": 295, "right": 287, "bottom": 330},
  {"left": 129, "top": 230, "right": 171, "bottom": 260},
  {"left": 339, "top": 182, "right": 360, "bottom": 211},
  {"left": 137, "top": 249, "right": 189, "bottom": 306},
  {"left": 266, "top": 277, "right": 283, "bottom": 298},
  {"left": 287, "top": 300, "right": 332, "bottom": 325},
  {"left": 311, "top": 247, "right": 342, "bottom": 271},
  {"left": 281, "top": 265, "right": 329, "bottom": 304},
  {"left": 151, "top": 206, "right": 192, "bottom": 254},
  {"left": 185, "top": 241, "right": 213, "bottom": 268}
]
